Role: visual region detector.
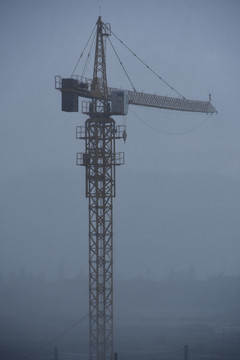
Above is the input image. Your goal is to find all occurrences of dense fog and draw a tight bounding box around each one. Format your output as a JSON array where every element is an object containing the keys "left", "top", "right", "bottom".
[
  {"left": 1, "top": 0, "right": 240, "bottom": 359},
  {"left": 1, "top": 271, "right": 240, "bottom": 359}
]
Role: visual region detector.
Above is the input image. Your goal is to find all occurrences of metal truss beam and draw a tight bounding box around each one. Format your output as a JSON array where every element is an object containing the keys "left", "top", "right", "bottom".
[
  {"left": 77, "top": 117, "right": 125, "bottom": 360},
  {"left": 126, "top": 89, "right": 217, "bottom": 114},
  {"left": 55, "top": 77, "right": 217, "bottom": 114}
]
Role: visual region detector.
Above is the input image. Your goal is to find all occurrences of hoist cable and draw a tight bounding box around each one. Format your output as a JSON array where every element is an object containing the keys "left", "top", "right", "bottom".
[
  {"left": 111, "top": 30, "right": 186, "bottom": 99},
  {"left": 81, "top": 32, "right": 97, "bottom": 78},
  {"left": 71, "top": 24, "right": 97, "bottom": 76},
  {"left": 130, "top": 108, "right": 209, "bottom": 135},
  {"left": 107, "top": 37, "right": 137, "bottom": 92}
]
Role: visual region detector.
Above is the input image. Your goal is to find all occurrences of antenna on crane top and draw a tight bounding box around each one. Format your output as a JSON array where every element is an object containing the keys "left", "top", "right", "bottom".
[{"left": 55, "top": 16, "right": 217, "bottom": 360}]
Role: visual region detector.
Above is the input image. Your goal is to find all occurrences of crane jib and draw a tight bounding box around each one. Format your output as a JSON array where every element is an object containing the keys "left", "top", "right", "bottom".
[
  {"left": 56, "top": 76, "right": 217, "bottom": 115},
  {"left": 126, "top": 90, "right": 218, "bottom": 114}
]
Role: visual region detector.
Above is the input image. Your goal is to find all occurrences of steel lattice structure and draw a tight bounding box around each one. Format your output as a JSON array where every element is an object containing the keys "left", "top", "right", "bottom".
[
  {"left": 76, "top": 17, "right": 125, "bottom": 360},
  {"left": 126, "top": 89, "right": 217, "bottom": 113},
  {"left": 55, "top": 78, "right": 217, "bottom": 114},
  {"left": 55, "top": 15, "right": 217, "bottom": 360},
  {"left": 76, "top": 118, "right": 124, "bottom": 360}
]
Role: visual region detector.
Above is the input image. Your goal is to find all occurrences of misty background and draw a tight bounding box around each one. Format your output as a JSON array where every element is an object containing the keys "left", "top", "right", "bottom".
[
  {"left": 1, "top": 1, "right": 240, "bottom": 359},
  {"left": 1, "top": 0, "right": 240, "bottom": 281}
]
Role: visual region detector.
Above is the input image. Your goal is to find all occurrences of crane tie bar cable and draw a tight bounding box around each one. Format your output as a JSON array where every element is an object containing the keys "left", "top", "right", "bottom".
[
  {"left": 107, "top": 37, "right": 137, "bottom": 92},
  {"left": 81, "top": 32, "right": 97, "bottom": 78},
  {"left": 71, "top": 24, "right": 97, "bottom": 77},
  {"left": 111, "top": 30, "right": 186, "bottom": 99}
]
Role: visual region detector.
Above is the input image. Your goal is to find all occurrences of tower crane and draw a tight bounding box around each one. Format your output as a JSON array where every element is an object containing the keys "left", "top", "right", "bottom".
[{"left": 55, "top": 16, "right": 217, "bottom": 360}]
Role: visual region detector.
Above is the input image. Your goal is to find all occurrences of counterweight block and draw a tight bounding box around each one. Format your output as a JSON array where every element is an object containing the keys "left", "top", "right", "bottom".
[{"left": 61, "top": 78, "right": 78, "bottom": 112}]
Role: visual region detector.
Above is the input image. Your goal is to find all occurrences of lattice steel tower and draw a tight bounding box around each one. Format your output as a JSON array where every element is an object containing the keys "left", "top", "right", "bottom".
[
  {"left": 77, "top": 17, "right": 125, "bottom": 360},
  {"left": 55, "top": 15, "right": 217, "bottom": 360}
]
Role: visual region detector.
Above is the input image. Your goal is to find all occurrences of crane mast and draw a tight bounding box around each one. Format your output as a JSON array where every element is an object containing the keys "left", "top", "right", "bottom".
[
  {"left": 76, "top": 17, "right": 125, "bottom": 360},
  {"left": 55, "top": 16, "right": 217, "bottom": 360},
  {"left": 92, "top": 17, "right": 109, "bottom": 113}
]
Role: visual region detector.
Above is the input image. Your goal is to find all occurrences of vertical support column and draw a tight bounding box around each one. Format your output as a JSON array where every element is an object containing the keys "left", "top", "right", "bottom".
[
  {"left": 86, "top": 117, "right": 115, "bottom": 360},
  {"left": 92, "top": 16, "right": 110, "bottom": 114},
  {"left": 184, "top": 345, "right": 189, "bottom": 360},
  {"left": 76, "top": 119, "right": 125, "bottom": 360}
]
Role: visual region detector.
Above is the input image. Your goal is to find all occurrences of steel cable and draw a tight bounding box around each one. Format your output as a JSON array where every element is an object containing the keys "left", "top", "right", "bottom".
[
  {"left": 81, "top": 32, "right": 97, "bottom": 78},
  {"left": 107, "top": 37, "right": 137, "bottom": 92},
  {"left": 130, "top": 108, "right": 209, "bottom": 135},
  {"left": 111, "top": 30, "right": 186, "bottom": 99},
  {"left": 21, "top": 312, "right": 89, "bottom": 360},
  {"left": 71, "top": 24, "right": 97, "bottom": 77}
]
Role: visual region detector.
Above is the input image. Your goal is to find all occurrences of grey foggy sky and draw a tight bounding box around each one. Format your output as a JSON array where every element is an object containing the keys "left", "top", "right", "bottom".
[{"left": 1, "top": 0, "right": 240, "bottom": 279}]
